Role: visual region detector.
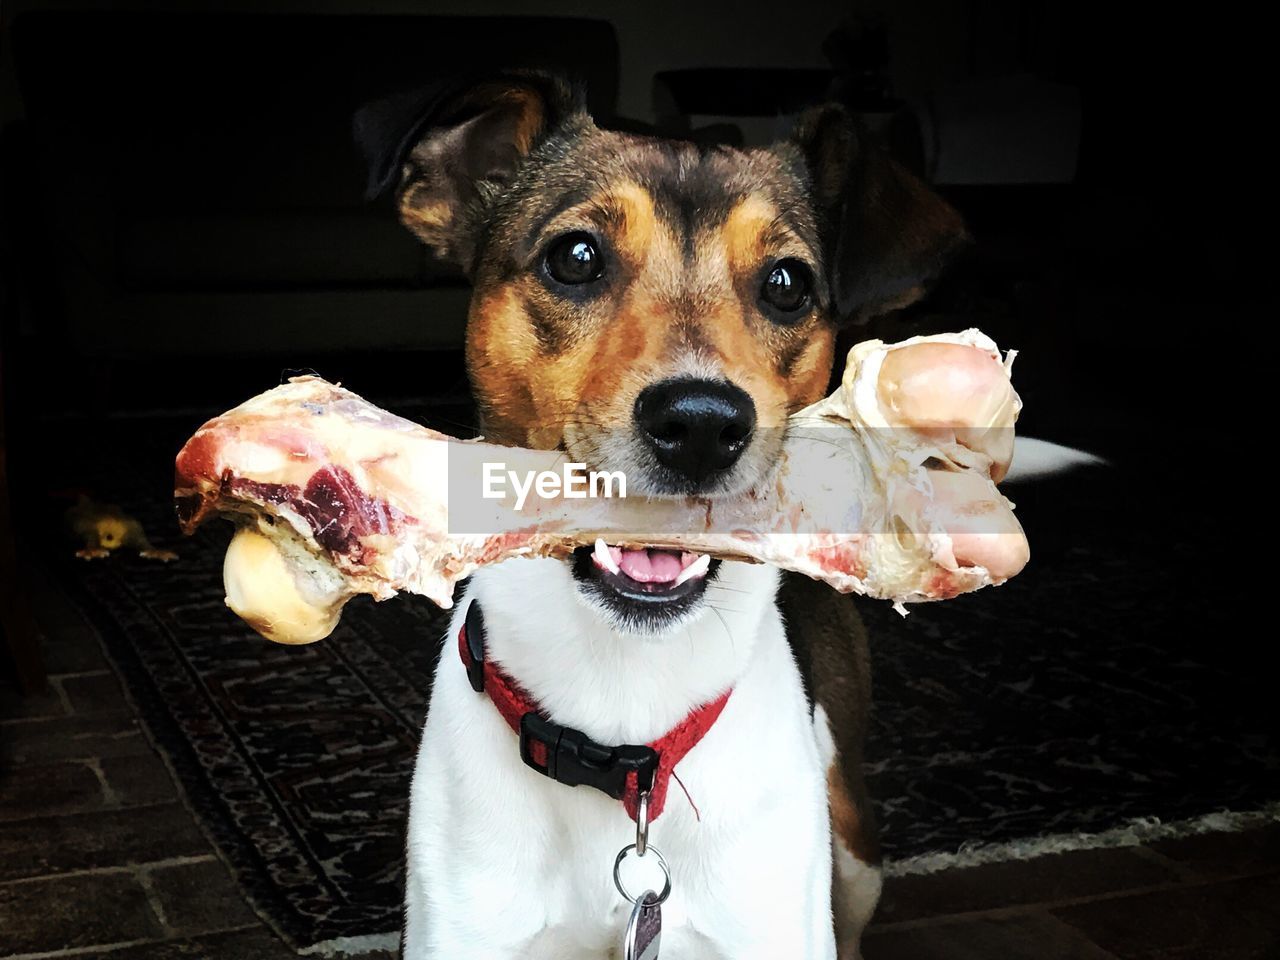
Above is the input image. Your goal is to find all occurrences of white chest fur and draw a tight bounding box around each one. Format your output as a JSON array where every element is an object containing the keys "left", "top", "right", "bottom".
[{"left": 402, "top": 557, "right": 836, "bottom": 960}]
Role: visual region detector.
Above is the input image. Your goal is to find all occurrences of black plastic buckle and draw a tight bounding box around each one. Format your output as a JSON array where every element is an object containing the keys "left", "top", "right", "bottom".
[
  {"left": 463, "top": 601, "right": 487, "bottom": 693},
  {"left": 519, "top": 713, "right": 657, "bottom": 801}
]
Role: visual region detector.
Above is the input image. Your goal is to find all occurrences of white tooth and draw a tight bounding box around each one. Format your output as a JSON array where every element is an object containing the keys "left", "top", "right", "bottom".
[
  {"left": 593, "top": 537, "right": 621, "bottom": 575},
  {"left": 674, "top": 553, "right": 711, "bottom": 586}
]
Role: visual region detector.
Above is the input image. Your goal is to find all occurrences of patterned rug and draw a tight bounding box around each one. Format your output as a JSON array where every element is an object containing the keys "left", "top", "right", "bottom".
[{"left": 43, "top": 416, "right": 1278, "bottom": 951}]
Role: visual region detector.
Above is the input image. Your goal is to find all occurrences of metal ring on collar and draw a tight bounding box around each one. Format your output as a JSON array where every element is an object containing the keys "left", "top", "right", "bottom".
[
  {"left": 613, "top": 843, "right": 672, "bottom": 906},
  {"left": 635, "top": 791, "right": 650, "bottom": 857}
]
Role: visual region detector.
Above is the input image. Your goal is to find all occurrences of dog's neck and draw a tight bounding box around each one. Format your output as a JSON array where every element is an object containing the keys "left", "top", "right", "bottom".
[{"left": 464, "top": 557, "right": 780, "bottom": 745}]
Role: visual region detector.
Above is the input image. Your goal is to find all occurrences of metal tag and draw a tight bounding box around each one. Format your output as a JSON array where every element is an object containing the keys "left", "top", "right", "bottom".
[{"left": 623, "top": 890, "right": 662, "bottom": 960}]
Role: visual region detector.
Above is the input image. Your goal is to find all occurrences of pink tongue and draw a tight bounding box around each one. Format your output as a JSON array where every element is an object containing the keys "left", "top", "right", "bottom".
[{"left": 618, "top": 548, "right": 684, "bottom": 583}]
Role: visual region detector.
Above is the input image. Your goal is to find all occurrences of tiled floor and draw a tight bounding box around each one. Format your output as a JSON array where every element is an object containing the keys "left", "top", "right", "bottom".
[{"left": 2, "top": 569, "right": 1276, "bottom": 959}]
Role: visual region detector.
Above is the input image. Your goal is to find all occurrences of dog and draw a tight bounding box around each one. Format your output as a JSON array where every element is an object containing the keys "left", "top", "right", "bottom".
[{"left": 357, "top": 72, "right": 977, "bottom": 960}]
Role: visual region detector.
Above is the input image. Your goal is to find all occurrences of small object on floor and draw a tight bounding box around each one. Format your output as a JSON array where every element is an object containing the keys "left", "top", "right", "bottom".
[{"left": 66, "top": 495, "right": 178, "bottom": 562}]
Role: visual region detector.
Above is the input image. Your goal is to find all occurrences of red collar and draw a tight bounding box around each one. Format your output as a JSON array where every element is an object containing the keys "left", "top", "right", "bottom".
[{"left": 458, "top": 600, "right": 730, "bottom": 823}]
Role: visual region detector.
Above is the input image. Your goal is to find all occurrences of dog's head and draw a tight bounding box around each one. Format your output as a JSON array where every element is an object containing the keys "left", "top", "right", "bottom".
[{"left": 357, "top": 73, "right": 968, "bottom": 632}]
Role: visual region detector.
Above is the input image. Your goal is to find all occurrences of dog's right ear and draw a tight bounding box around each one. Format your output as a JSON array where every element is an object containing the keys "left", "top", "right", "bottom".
[
  {"left": 354, "top": 73, "right": 582, "bottom": 270},
  {"left": 792, "top": 104, "right": 970, "bottom": 325}
]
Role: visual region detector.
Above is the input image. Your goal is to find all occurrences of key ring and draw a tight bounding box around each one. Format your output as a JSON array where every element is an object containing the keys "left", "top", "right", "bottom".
[
  {"left": 613, "top": 843, "right": 672, "bottom": 906},
  {"left": 635, "top": 790, "right": 650, "bottom": 857}
]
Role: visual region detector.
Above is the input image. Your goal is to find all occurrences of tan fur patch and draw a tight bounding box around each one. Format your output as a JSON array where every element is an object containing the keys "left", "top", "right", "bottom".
[
  {"left": 696, "top": 303, "right": 793, "bottom": 428},
  {"left": 505, "top": 186, "right": 685, "bottom": 441},
  {"left": 722, "top": 194, "right": 780, "bottom": 274},
  {"left": 466, "top": 285, "right": 543, "bottom": 444},
  {"left": 828, "top": 764, "right": 882, "bottom": 865},
  {"left": 399, "top": 186, "right": 451, "bottom": 241},
  {"left": 785, "top": 335, "right": 837, "bottom": 410},
  {"left": 608, "top": 182, "right": 659, "bottom": 266},
  {"left": 528, "top": 294, "right": 669, "bottom": 441},
  {"left": 718, "top": 196, "right": 837, "bottom": 417},
  {"left": 502, "top": 88, "right": 546, "bottom": 155}
]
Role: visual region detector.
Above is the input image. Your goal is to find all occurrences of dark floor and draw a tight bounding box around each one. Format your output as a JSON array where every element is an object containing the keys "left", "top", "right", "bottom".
[{"left": 2, "top": 567, "right": 1277, "bottom": 960}]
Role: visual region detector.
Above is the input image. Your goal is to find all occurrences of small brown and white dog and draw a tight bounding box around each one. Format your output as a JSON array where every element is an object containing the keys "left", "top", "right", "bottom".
[{"left": 357, "top": 72, "right": 1050, "bottom": 960}]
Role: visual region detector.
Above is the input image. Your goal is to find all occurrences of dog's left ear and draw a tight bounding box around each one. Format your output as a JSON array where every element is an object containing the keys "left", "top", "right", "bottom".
[
  {"left": 792, "top": 104, "right": 970, "bottom": 325},
  {"left": 354, "top": 72, "right": 582, "bottom": 270}
]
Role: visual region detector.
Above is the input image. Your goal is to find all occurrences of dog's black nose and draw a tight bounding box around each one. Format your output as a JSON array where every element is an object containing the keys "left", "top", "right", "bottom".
[{"left": 634, "top": 378, "right": 756, "bottom": 485}]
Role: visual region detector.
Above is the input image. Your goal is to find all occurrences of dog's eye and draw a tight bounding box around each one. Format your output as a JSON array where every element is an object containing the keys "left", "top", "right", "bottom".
[
  {"left": 544, "top": 232, "right": 604, "bottom": 286},
  {"left": 760, "top": 259, "right": 813, "bottom": 318}
]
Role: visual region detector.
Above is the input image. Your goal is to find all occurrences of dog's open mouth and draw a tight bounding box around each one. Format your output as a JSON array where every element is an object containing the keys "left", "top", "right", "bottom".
[{"left": 570, "top": 538, "right": 720, "bottom": 629}]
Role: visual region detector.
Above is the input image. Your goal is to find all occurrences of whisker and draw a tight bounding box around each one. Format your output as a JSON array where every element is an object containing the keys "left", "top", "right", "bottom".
[{"left": 709, "top": 605, "right": 734, "bottom": 651}]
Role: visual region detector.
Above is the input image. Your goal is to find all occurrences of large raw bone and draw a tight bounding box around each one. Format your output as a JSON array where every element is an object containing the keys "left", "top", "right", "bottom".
[{"left": 174, "top": 329, "right": 1027, "bottom": 644}]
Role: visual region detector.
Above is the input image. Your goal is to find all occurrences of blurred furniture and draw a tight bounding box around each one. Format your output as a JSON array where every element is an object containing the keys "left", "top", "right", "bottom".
[
  {"left": 6, "top": 12, "right": 619, "bottom": 367},
  {"left": 654, "top": 68, "right": 837, "bottom": 147},
  {"left": 906, "top": 76, "right": 1081, "bottom": 185}
]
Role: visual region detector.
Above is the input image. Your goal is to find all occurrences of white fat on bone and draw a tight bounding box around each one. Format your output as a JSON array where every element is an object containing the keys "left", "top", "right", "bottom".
[{"left": 174, "top": 329, "right": 1028, "bottom": 644}]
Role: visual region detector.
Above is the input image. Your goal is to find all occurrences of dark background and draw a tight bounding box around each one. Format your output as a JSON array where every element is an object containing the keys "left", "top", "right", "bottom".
[
  {"left": 0, "top": 1, "right": 1261, "bottom": 663},
  {"left": 0, "top": 7, "right": 1273, "bottom": 954}
]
